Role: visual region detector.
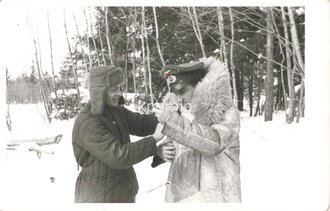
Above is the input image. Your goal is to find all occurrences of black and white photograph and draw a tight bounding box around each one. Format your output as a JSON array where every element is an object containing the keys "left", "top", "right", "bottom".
[{"left": 0, "top": 0, "right": 329, "bottom": 210}]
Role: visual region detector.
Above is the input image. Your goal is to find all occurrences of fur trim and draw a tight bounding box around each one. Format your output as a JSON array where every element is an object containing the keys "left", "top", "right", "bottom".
[{"left": 192, "top": 57, "right": 233, "bottom": 126}]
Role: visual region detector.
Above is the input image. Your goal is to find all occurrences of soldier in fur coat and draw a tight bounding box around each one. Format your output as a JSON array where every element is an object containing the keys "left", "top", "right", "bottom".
[{"left": 153, "top": 56, "right": 241, "bottom": 202}]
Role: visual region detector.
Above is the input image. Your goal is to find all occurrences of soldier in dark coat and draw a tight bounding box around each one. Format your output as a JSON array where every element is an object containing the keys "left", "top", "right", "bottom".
[{"left": 72, "top": 65, "right": 174, "bottom": 203}]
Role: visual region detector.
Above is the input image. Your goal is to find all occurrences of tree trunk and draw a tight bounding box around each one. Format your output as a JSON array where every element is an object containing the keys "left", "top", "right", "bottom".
[
  {"left": 296, "top": 79, "right": 305, "bottom": 122},
  {"left": 72, "top": 10, "right": 89, "bottom": 73},
  {"left": 98, "top": 23, "right": 107, "bottom": 65},
  {"left": 6, "top": 68, "right": 12, "bottom": 131},
  {"left": 27, "top": 16, "right": 51, "bottom": 123},
  {"left": 275, "top": 73, "right": 281, "bottom": 112},
  {"left": 153, "top": 7, "right": 165, "bottom": 66},
  {"left": 47, "top": 11, "right": 64, "bottom": 120},
  {"left": 248, "top": 68, "right": 253, "bottom": 117},
  {"left": 281, "top": 7, "right": 295, "bottom": 123},
  {"left": 141, "top": 7, "right": 149, "bottom": 112},
  {"left": 188, "top": 7, "right": 206, "bottom": 58},
  {"left": 132, "top": 7, "right": 138, "bottom": 96},
  {"left": 47, "top": 11, "right": 57, "bottom": 97},
  {"left": 63, "top": 8, "right": 81, "bottom": 109},
  {"left": 271, "top": 9, "right": 287, "bottom": 113},
  {"left": 83, "top": 8, "right": 93, "bottom": 69},
  {"left": 254, "top": 65, "right": 262, "bottom": 116},
  {"left": 124, "top": 35, "right": 130, "bottom": 97},
  {"left": 105, "top": 7, "right": 115, "bottom": 66},
  {"left": 89, "top": 7, "right": 100, "bottom": 66},
  {"left": 228, "top": 8, "right": 238, "bottom": 106},
  {"left": 288, "top": 7, "right": 305, "bottom": 121},
  {"left": 288, "top": 7, "right": 305, "bottom": 73},
  {"left": 237, "top": 67, "right": 244, "bottom": 111},
  {"left": 264, "top": 8, "right": 274, "bottom": 122},
  {"left": 218, "top": 7, "right": 227, "bottom": 63},
  {"left": 144, "top": 8, "right": 154, "bottom": 106}
]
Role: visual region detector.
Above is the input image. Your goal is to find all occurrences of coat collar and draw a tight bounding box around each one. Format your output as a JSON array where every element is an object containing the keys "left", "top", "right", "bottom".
[{"left": 191, "top": 58, "right": 233, "bottom": 126}]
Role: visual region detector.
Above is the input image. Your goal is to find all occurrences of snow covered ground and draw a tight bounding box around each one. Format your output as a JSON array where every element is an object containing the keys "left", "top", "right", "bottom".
[{"left": 0, "top": 103, "right": 329, "bottom": 211}]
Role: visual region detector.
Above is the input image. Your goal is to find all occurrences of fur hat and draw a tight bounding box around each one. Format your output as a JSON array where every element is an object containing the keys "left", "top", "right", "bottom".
[
  {"left": 161, "top": 62, "right": 206, "bottom": 94},
  {"left": 88, "top": 65, "right": 124, "bottom": 115}
]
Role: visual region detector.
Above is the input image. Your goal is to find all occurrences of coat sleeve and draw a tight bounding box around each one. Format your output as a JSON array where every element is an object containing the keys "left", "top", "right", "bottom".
[
  {"left": 162, "top": 106, "right": 240, "bottom": 156},
  {"left": 122, "top": 107, "right": 158, "bottom": 136},
  {"left": 79, "top": 117, "right": 157, "bottom": 169}
]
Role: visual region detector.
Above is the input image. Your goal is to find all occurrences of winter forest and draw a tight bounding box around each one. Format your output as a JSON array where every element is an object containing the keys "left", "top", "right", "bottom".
[
  {"left": 1, "top": 4, "right": 329, "bottom": 210},
  {"left": 6, "top": 6, "right": 305, "bottom": 127}
]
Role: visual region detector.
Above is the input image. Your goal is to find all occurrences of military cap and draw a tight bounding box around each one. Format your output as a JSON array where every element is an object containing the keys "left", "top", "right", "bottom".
[{"left": 161, "top": 61, "right": 206, "bottom": 94}]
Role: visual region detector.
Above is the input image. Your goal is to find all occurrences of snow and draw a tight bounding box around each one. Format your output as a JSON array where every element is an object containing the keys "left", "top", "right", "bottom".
[{"left": 0, "top": 103, "right": 329, "bottom": 211}]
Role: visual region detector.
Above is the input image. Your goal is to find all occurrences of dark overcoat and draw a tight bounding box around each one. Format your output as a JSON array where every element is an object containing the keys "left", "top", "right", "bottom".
[{"left": 72, "top": 103, "right": 158, "bottom": 203}]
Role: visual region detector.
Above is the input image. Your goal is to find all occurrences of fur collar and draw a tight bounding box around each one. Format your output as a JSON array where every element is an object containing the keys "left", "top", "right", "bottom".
[{"left": 191, "top": 57, "right": 233, "bottom": 126}]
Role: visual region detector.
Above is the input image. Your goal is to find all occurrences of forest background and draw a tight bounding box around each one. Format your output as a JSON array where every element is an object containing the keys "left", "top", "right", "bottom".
[{"left": 3, "top": 5, "right": 306, "bottom": 126}]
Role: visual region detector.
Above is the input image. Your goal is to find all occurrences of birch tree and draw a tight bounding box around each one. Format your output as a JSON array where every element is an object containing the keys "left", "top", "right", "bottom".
[
  {"left": 264, "top": 8, "right": 274, "bottom": 121},
  {"left": 83, "top": 8, "right": 93, "bottom": 68},
  {"left": 63, "top": 8, "right": 81, "bottom": 109},
  {"left": 6, "top": 68, "right": 12, "bottom": 131},
  {"left": 47, "top": 11, "right": 57, "bottom": 96},
  {"left": 72, "top": 10, "right": 90, "bottom": 72},
  {"left": 271, "top": 9, "right": 287, "bottom": 112},
  {"left": 281, "top": 7, "right": 295, "bottom": 123},
  {"left": 27, "top": 16, "right": 51, "bottom": 123},
  {"left": 288, "top": 7, "right": 305, "bottom": 122},
  {"left": 105, "top": 7, "right": 115, "bottom": 66},
  {"left": 152, "top": 7, "right": 165, "bottom": 66},
  {"left": 228, "top": 8, "right": 239, "bottom": 106},
  {"left": 141, "top": 7, "right": 149, "bottom": 111},
  {"left": 89, "top": 7, "right": 100, "bottom": 66},
  {"left": 187, "top": 7, "right": 206, "bottom": 58},
  {"left": 132, "top": 7, "right": 138, "bottom": 96},
  {"left": 98, "top": 25, "right": 106, "bottom": 65},
  {"left": 143, "top": 8, "right": 154, "bottom": 106}
]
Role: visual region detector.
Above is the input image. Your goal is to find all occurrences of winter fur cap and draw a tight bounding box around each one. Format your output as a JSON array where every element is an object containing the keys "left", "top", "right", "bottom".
[{"left": 89, "top": 65, "right": 124, "bottom": 115}]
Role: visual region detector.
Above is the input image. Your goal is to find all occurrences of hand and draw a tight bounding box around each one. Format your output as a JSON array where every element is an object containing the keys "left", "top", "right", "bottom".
[
  {"left": 153, "top": 108, "right": 172, "bottom": 124},
  {"left": 152, "top": 123, "right": 165, "bottom": 142},
  {"left": 157, "top": 141, "right": 176, "bottom": 162}
]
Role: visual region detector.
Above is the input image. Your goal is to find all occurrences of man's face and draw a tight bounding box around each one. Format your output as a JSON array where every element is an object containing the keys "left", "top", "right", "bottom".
[{"left": 105, "top": 84, "right": 123, "bottom": 107}]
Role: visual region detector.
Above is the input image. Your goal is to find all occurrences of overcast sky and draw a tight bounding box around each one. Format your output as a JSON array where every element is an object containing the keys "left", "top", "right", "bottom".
[{"left": 0, "top": 4, "right": 89, "bottom": 79}]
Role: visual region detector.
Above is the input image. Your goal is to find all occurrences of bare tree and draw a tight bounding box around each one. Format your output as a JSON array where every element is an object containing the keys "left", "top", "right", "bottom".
[
  {"left": 6, "top": 68, "right": 12, "bottom": 131},
  {"left": 72, "top": 10, "right": 90, "bottom": 72},
  {"left": 63, "top": 8, "right": 81, "bottom": 109},
  {"left": 27, "top": 16, "right": 51, "bottom": 123},
  {"left": 288, "top": 7, "right": 305, "bottom": 73},
  {"left": 228, "top": 7, "right": 239, "bottom": 106},
  {"left": 83, "top": 8, "right": 93, "bottom": 69},
  {"left": 143, "top": 7, "right": 154, "bottom": 106},
  {"left": 132, "top": 7, "right": 138, "bottom": 96},
  {"left": 47, "top": 11, "right": 57, "bottom": 96},
  {"left": 105, "top": 7, "right": 115, "bottom": 66},
  {"left": 141, "top": 7, "right": 149, "bottom": 112},
  {"left": 98, "top": 24, "right": 106, "bottom": 65},
  {"left": 152, "top": 7, "right": 165, "bottom": 66},
  {"left": 89, "top": 7, "right": 100, "bottom": 66},
  {"left": 271, "top": 10, "right": 287, "bottom": 112},
  {"left": 187, "top": 7, "right": 206, "bottom": 58},
  {"left": 264, "top": 8, "right": 274, "bottom": 122},
  {"left": 281, "top": 7, "right": 295, "bottom": 123},
  {"left": 288, "top": 7, "right": 305, "bottom": 122}
]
